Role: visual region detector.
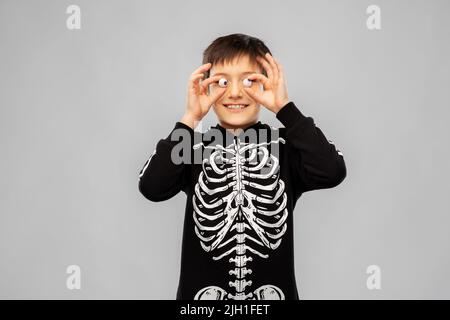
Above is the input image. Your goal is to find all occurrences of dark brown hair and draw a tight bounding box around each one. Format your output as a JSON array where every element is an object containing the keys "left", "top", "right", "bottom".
[{"left": 202, "top": 33, "right": 272, "bottom": 79}]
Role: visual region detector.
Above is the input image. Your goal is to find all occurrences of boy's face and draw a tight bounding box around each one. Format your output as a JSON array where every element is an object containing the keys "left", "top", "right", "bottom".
[{"left": 209, "top": 54, "right": 263, "bottom": 129}]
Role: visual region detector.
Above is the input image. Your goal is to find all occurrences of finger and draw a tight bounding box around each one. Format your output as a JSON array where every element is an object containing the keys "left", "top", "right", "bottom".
[
  {"left": 189, "top": 73, "right": 204, "bottom": 92},
  {"left": 243, "top": 86, "right": 262, "bottom": 104},
  {"left": 264, "top": 53, "right": 279, "bottom": 83},
  {"left": 191, "top": 62, "right": 212, "bottom": 76},
  {"left": 200, "top": 75, "right": 223, "bottom": 90},
  {"left": 272, "top": 56, "right": 285, "bottom": 81},
  {"left": 208, "top": 87, "right": 227, "bottom": 105},
  {"left": 256, "top": 55, "right": 273, "bottom": 82},
  {"left": 200, "top": 75, "right": 225, "bottom": 95},
  {"left": 247, "top": 73, "right": 270, "bottom": 89}
]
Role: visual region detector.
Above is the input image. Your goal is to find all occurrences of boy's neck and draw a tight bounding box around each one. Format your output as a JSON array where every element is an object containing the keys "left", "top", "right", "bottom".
[{"left": 218, "top": 120, "right": 260, "bottom": 136}]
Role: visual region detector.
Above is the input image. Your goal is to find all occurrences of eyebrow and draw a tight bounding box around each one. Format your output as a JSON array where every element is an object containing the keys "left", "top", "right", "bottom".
[{"left": 212, "top": 71, "right": 256, "bottom": 76}]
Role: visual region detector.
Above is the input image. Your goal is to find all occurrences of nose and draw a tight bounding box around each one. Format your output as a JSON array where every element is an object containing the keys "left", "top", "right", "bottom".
[{"left": 228, "top": 79, "right": 244, "bottom": 98}]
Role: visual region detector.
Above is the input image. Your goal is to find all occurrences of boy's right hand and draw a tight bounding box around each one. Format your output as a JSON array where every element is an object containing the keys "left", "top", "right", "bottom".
[{"left": 181, "top": 63, "right": 227, "bottom": 128}]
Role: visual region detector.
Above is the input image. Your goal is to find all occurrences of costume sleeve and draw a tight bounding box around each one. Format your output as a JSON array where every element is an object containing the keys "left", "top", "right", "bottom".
[
  {"left": 276, "top": 101, "right": 347, "bottom": 194},
  {"left": 138, "top": 121, "right": 194, "bottom": 202}
]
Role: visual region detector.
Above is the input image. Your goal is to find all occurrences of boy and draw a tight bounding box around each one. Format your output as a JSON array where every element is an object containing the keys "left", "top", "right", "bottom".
[{"left": 138, "top": 33, "right": 346, "bottom": 300}]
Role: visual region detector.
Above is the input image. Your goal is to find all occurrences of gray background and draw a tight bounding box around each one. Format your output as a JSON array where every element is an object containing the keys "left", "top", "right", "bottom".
[{"left": 1, "top": 0, "right": 449, "bottom": 299}]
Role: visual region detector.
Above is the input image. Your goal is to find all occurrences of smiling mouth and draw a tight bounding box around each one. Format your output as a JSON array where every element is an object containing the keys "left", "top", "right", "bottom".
[{"left": 223, "top": 103, "right": 250, "bottom": 109}]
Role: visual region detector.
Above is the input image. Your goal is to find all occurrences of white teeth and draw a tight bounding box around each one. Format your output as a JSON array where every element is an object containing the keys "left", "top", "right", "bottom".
[{"left": 225, "top": 104, "right": 247, "bottom": 109}]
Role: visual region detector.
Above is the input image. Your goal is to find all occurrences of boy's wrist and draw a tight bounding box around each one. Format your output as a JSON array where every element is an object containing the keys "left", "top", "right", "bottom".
[
  {"left": 274, "top": 99, "right": 291, "bottom": 113},
  {"left": 180, "top": 113, "right": 201, "bottom": 129},
  {"left": 276, "top": 101, "right": 309, "bottom": 129}
]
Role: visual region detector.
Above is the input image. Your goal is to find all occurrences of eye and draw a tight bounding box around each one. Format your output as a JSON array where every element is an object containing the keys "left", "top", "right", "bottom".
[
  {"left": 242, "top": 78, "right": 253, "bottom": 87},
  {"left": 218, "top": 78, "right": 228, "bottom": 88}
]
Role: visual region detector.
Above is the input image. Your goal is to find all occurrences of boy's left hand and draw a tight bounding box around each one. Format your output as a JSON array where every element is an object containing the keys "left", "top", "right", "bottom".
[{"left": 243, "top": 53, "right": 290, "bottom": 114}]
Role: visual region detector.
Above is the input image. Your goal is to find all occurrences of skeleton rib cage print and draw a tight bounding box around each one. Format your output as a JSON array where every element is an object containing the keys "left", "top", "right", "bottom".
[{"left": 192, "top": 134, "right": 288, "bottom": 300}]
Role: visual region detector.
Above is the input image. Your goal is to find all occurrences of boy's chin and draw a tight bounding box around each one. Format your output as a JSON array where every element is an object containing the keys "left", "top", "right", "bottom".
[
  {"left": 216, "top": 114, "right": 260, "bottom": 129},
  {"left": 214, "top": 105, "right": 259, "bottom": 125}
]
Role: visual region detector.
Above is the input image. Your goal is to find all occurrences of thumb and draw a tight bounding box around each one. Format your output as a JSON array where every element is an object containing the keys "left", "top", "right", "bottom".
[
  {"left": 243, "top": 87, "right": 262, "bottom": 104},
  {"left": 209, "top": 87, "right": 227, "bottom": 105}
]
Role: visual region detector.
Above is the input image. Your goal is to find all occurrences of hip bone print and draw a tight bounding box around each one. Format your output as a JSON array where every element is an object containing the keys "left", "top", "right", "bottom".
[{"left": 192, "top": 135, "right": 287, "bottom": 300}]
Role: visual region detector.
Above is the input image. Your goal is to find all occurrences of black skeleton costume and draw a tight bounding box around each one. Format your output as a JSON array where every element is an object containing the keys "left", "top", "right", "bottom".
[{"left": 138, "top": 101, "right": 346, "bottom": 300}]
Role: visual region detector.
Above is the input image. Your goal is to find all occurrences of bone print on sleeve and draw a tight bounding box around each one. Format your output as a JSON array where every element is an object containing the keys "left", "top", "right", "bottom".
[
  {"left": 276, "top": 101, "right": 347, "bottom": 193},
  {"left": 138, "top": 121, "right": 194, "bottom": 202}
]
